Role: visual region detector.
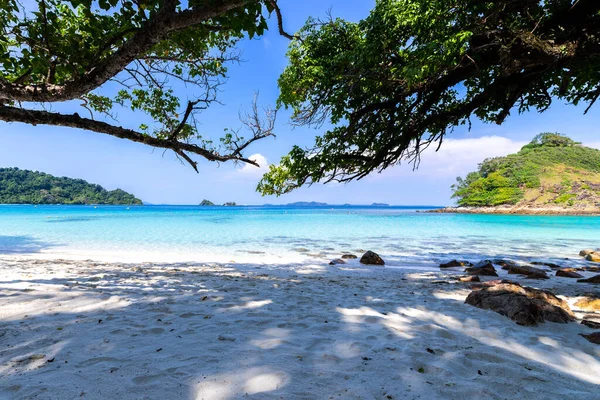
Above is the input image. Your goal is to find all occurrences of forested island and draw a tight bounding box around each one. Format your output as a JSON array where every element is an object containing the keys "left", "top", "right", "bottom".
[
  {"left": 199, "top": 200, "right": 237, "bottom": 206},
  {"left": 0, "top": 168, "right": 142, "bottom": 205},
  {"left": 439, "top": 133, "right": 600, "bottom": 214}
]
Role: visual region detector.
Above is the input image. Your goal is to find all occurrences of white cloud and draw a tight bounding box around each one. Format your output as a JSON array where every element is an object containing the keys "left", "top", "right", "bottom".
[
  {"left": 237, "top": 153, "right": 269, "bottom": 176},
  {"left": 371, "top": 136, "right": 527, "bottom": 180},
  {"left": 585, "top": 142, "right": 600, "bottom": 150}
]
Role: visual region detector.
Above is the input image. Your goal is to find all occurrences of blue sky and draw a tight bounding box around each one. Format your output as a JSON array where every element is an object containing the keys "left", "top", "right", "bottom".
[{"left": 1, "top": 0, "right": 600, "bottom": 205}]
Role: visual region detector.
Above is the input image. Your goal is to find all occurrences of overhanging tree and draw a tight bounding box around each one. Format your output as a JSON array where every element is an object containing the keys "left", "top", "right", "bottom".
[
  {"left": 258, "top": 0, "right": 600, "bottom": 195},
  {"left": 0, "top": 0, "right": 291, "bottom": 170}
]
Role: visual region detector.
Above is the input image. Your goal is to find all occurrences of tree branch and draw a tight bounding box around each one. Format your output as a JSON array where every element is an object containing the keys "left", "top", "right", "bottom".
[
  {"left": 0, "top": 0, "right": 254, "bottom": 103},
  {"left": 0, "top": 105, "right": 265, "bottom": 167},
  {"left": 266, "top": 0, "right": 296, "bottom": 40}
]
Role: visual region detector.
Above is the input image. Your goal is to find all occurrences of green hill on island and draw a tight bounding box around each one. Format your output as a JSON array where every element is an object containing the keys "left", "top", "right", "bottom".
[
  {"left": 0, "top": 168, "right": 142, "bottom": 205},
  {"left": 452, "top": 133, "right": 600, "bottom": 208}
]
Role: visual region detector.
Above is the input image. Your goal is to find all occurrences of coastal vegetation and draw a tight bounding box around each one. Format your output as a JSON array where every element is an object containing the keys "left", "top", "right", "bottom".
[
  {"left": 0, "top": 0, "right": 286, "bottom": 171},
  {"left": 0, "top": 1, "right": 598, "bottom": 191},
  {"left": 0, "top": 168, "right": 142, "bottom": 205},
  {"left": 199, "top": 200, "right": 237, "bottom": 206},
  {"left": 258, "top": 0, "right": 600, "bottom": 195},
  {"left": 451, "top": 133, "right": 600, "bottom": 207}
]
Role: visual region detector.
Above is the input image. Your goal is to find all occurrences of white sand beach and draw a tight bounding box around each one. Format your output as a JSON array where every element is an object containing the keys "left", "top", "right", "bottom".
[{"left": 1, "top": 256, "right": 599, "bottom": 400}]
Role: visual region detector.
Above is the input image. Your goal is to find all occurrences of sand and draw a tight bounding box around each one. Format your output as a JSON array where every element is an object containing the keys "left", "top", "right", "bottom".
[{"left": 0, "top": 256, "right": 599, "bottom": 399}]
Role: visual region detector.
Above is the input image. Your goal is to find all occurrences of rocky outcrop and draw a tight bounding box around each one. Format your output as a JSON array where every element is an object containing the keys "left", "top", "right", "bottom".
[
  {"left": 574, "top": 297, "right": 600, "bottom": 312},
  {"left": 580, "top": 332, "right": 600, "bottom": 345},
  {"left": 530, "top": 261, "right": 562, "bottom": 270},
  {"left": 581, "top": 320, "right": 600, "bottom": 329},
  {"left": 465, "top": 282, "right": 575, "bottom": 326},
  {"left": 440, "top": 260, "right": 473, "bottom": 268},
  {"left": 341, "top": 254, "right": 358, "bottom": 259},
  {"left": 360, "top": 251, "right": 385, "bottom": 266},
  {"left": 578, "top": 275, "right": 600, "bottom": 284},
  {"left": 457, "top": 275, "right": 480, "bottom": 283},
  {"left": 465, "top": 261, "right": 498, "bottom": 277},
  {"left": 472, "top": 279, "right": 519, "bottom": 288},
  {"left": 586, "top": 253, "right": 600, "bottom": 262},
  {"left": 506, "top": 265, "right": 549, "bottom": 279},
  {"left": 493, "top": 260, "right": 519, "bottom": 269},
  {"left": 329, "top": 259, "right": 346, "bottom": 265},
  {"left": 556, "top": 268, "right": 584, "bottom": 278},
  {"left": 580, "top": 249, "right": 597, "bottom": 257},
  {"left": 429, "top": 206, "right": 600, "bottom": 216}
]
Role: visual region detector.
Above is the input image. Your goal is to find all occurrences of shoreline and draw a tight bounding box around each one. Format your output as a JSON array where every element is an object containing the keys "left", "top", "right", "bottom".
[
  {"left": 427, "top": 206, "right": 600, "bottom": 216},
  {"left": 1, "top": 256, "right": 599, "bottom": 399}
]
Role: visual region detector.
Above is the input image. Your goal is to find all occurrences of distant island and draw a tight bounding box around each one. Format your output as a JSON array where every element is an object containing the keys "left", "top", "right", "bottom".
[
  {"left": 0, "top": 168, "right": 142, "bottom": 205},
  {"left": 199, "top": 200, "right": 237, "bottom": 206},
  {"left": 286, "top": 201, "right": 329, "bottom": 207},
  {"left": 435, "top": 133, "right": 600, "bottom": 215},
  {"left": 262, "top": 202, "right": 396, "bottom": 207}
]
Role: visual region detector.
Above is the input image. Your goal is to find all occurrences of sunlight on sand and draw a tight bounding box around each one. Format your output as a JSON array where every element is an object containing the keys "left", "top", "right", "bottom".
[
  {"left": 1, "top": 257, "right": 599, "bottom": 399},
  {"left": 250, "top": 328, "right": 291, "bottom": 350},
  {"left": 193, "top": 367, "right": 289, "bottom": 399},
  {"left": 396, "top": 306, "right": 600, "bottom": 385},
  {"left": 220, "top": 299, "right": 273, "bottom": 312}
]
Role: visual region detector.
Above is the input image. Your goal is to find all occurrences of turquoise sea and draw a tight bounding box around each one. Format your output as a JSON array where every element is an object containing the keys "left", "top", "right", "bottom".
[{"left": 0, "top": 205, "right": 598, "bottom": 267}]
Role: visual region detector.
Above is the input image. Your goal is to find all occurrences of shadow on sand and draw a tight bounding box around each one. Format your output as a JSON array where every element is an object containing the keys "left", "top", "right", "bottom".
[
  {"left": 0, "top": 235, "right": 58, "bottom": 254},
  {"left": 0, "top": 257, "right": 598, "bottom": 399}
]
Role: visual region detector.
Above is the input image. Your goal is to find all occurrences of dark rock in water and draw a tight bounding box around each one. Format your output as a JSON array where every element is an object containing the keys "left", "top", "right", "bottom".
[
  {"left": 578, "top": 275, "right": 600, "bottom": 284},
  {"left": 580, "top": 249, "right": 597, "bottom": 257},
  {"left": 465, "top": 262, "right": 498, "bottom": 277},
  {"left": 465, "top": 282, "right": 575, "bottom": 326},
  {"left": 586, "top": 253, "right": 600, "bottom": 262},
  {"left": 472, "top": 279, "right": 519, "bottom": 288},
  {"left": 341, "top": 254, "right": 358, "bottom": 259},
  {"left": 575, "top": 297, "right": 600, "bottom": 311},
  {"left": 583, "top": 266, "right": 600, "bottom": 273},
  {"left": 360, "top": 251, "right": 385, "bottom": 266},
  {"left": 474, "top": 260, "right": 494, "bottom": 268},
  {"left": 524, "top": 274, "right": 551, "bottom": 280},
  {"left": 457, "top": 275, "right": 480, "bottom": 283},
  {"left": 329, "top": 259, "right": 346, "bottom": 265},
  {"left": 492, "top": 259, "right": 519, "bottom": 270},
  {"left": 507, "top": 265, "right": 549, "bottom": 279},
  {"left": 580, "top": 332, "right": 600, "bottom": 344},
  {"left": 440, "top": 260, "right": 473, "bottom": 268},
  {"left": 531, "top": 261, "right": 562, "bottom": 270},
  {"left": 581, "top": 320, "right": 600, "bottom": 329},
  {"left": 556, "top": 268, "right": 584, "bottom": 279}
]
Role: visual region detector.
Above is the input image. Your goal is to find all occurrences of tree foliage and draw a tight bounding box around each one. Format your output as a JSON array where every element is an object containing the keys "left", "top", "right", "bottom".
[
  {"left": 451, "top": 133, "right": 600, "bottom": 206},
  {"left": 0, "top": 168, "right": 142, "bottom": 204},
  {"left": 0, "top": 0, "right": 290, "bottom": 170},
  {"left": 258, "top": 0, "right": 600, "bottom": 195}
]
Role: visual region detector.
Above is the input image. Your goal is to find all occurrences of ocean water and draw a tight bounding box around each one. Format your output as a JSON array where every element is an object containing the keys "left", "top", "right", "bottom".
[{"left": 0, "top": 205, "right": 598, "bottom": 267}]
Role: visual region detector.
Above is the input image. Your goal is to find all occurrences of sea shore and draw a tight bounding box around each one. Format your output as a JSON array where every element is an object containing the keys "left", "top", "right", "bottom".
[
  {"left": 1, "top": 255, "right": 599, "bottom": 399},
  {"left": 428, "top": 205, "right": 600, "bottom": 215}
]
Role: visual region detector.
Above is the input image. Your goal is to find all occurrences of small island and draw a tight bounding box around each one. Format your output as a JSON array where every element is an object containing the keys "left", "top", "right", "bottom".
[
  {"left": 434, "top": 133, "right": 600, "bottom": 215},
  {"left": 199, "top": 200, "right": 237, "bottom": 206},
  {"left": 0, "top": 168, "right": 142, "bottom": 205},
  {"left": 286, "top": 201, "right": 329, "bottom": 207}
]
